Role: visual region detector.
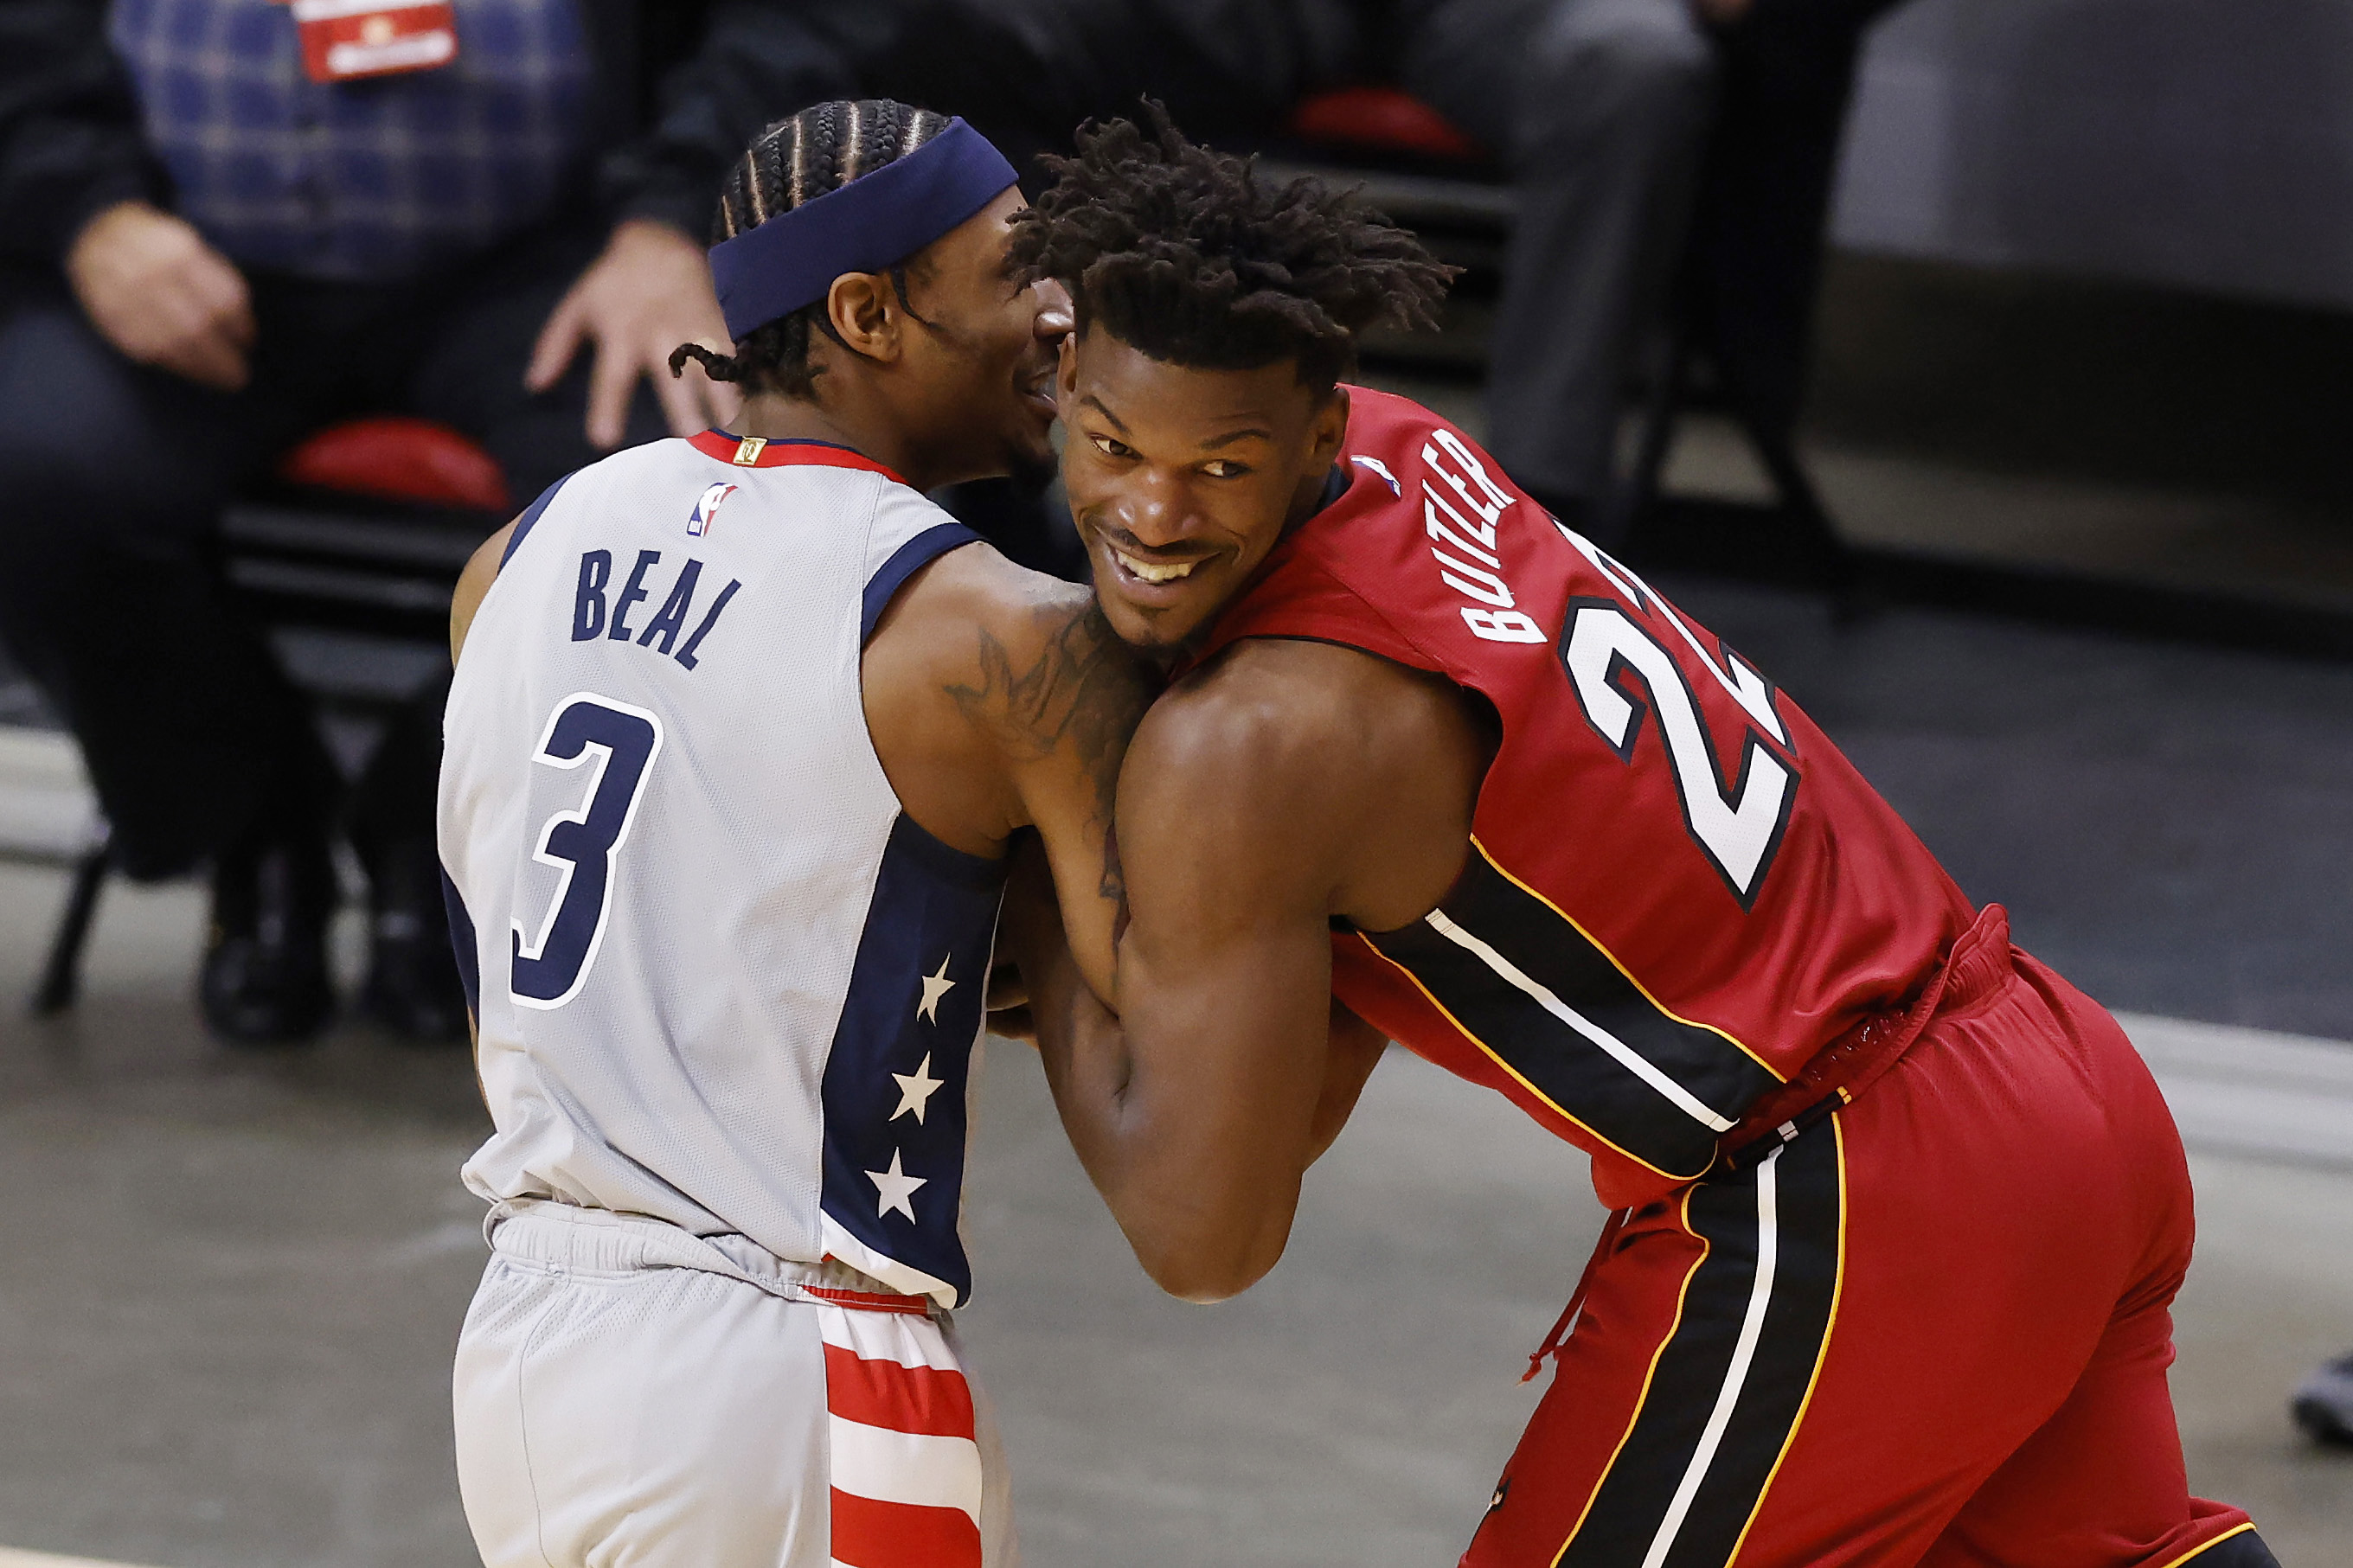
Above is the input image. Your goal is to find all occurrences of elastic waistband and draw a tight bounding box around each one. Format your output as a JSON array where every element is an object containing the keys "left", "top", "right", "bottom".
[
  {"left": 484, "top": 1200, "right": 933, "bottom": 1315},
  {"left": 1935, "top": 901, "right": 2014, "bottom": 1014},
  {"left": 1719, "top": 902, "right": 2013, "bottom": 1168}
]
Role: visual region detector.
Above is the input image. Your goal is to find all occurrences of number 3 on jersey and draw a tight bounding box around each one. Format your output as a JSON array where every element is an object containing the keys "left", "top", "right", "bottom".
[{"left": 510, "top": 693, "right": 664, "bottom": 1008}]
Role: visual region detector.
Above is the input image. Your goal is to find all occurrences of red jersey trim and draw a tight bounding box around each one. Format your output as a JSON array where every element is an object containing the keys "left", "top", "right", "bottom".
[
  {"left": 805, "top": 1283, "right": 933, "bottom": 1315},
  {"left": 689, "top": 430, "right": 909, "bottom": 486}
]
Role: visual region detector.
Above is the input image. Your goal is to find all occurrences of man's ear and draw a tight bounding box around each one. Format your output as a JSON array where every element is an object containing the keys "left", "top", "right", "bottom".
[
  {"left": 1309, "top": 385, "right": 1350, "bottom": 465},
  {"left": 1055, "top": 327, "right": 1080, "bottom": 403},
  {"left": 824, "top": 272, "right": 902, "bottom": 364}
]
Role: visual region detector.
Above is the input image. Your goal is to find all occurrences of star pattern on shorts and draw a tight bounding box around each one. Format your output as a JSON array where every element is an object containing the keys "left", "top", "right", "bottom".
[
  {"left": 867, "top": 1149, "right": 926, "bottom": 1223},
  {"left": 916, "top": 952, "right": 956, "bottom": 1025},
  {"left": 890, "top": 1053, "right": 945, "bottom": 1124}
]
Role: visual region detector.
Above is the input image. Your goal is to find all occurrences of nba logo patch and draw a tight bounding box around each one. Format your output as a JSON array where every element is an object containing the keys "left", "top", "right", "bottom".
[{"left": 688, "top": 482, "right": 738, "bottom": 538}]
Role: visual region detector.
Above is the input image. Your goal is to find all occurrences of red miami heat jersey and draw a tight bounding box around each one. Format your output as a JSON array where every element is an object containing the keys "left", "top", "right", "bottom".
[{"left": 1188, "top": 387, "right": 1977, "bottom": 1208}]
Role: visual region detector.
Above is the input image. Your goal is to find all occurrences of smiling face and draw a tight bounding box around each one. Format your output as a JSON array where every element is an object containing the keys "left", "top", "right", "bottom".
[
  {"left": 1058, "top": 328, "right": 1349, "bottom": 652},
  {"left": 896, "top": 189, "right": 1068, "bottom": 487}
]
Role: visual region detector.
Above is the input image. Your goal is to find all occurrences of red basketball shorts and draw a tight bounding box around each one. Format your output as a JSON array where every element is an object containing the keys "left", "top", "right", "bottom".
[{"left": 1462, "top": 906, "right": 2273, "bottom": 1568}]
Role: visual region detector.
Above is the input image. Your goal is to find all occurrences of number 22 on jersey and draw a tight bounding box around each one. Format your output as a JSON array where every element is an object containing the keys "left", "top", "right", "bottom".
[
  {"left": 510, "top": 693, "right": 664, "bottom": 1008},
  {"left": 1554, "top": 529, "right": 1798, "bottom": 907}
]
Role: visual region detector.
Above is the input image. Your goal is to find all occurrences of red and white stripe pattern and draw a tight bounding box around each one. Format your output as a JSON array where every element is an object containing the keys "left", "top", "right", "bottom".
[{"left": 818, "top": 1295, "right": 984, "bottom": 1568}]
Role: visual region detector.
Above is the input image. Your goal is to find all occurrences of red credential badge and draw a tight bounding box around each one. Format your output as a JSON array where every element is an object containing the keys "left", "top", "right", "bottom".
[{"left": 278, "top": 0, "right": 461, "bottom": 84}]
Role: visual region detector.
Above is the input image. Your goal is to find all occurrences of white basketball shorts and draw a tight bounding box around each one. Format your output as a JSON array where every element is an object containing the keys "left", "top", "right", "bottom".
[{"left": 452, "top": 1202, "right": 1016, "bottom": 1568}]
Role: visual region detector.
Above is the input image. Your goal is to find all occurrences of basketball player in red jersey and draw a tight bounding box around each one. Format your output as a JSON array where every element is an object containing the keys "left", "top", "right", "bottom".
[{"left": 997, "top": 111, "right": 2277, "bottom": 1568}]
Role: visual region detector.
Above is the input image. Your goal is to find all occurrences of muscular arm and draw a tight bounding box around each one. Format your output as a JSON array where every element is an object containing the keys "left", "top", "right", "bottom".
[
  {"left": 1007, "top": 638, "right": 1491, "bottom": 1302},
  {"left": 863, "top": 543, "right": 1153, "bottom": 1000},
  {"left": 942, "top": 581, "right": 1149, "bottom": 999}
]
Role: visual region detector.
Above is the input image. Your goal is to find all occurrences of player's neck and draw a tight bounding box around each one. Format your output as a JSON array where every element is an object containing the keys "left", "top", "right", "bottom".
[{"left": 733, "top": 389, "right": 949, "bottom": 492}]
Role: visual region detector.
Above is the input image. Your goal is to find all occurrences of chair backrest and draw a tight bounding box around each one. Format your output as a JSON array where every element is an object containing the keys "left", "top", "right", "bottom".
[
  {"left": 276, "top": 415, "right": 511, "bottom": 512},
  {"left": 221, "top": 419, "right": 507, "bottom": 689},
  {"left": 1284, "top": 86, "right": 1482, "bottom": 163}
]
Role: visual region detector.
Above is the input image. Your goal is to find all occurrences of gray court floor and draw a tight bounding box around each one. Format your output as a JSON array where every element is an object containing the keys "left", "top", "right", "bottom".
[
  {"left": 2, "top": 579, "right": 2351, "bottom": 1567},
  {"left": 0, "top": 870, "right": 2348, "bottom": 1568}
]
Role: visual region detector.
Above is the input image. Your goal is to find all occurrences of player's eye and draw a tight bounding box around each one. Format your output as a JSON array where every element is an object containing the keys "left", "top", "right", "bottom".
[
  {"left": 1201, "top": 460, "right": 1250, "bottom": 480},
  {"left": 1089, "top": 433, "right": 1136, "bottom": 459}
]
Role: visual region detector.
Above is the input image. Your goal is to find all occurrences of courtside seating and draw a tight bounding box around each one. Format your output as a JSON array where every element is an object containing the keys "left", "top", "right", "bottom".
[
  {"left": 1271, "top": 86, "right": 1850, "bottom": 589},
  {"left": 30, "top": 418, "right": 506, "bottom": 1015}
]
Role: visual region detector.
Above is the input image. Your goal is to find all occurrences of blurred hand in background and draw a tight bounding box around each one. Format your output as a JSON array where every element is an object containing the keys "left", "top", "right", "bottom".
[
  {"left": 65, "top": 200, "right": 255, "bottom": 392},
  {"left": 527, "top": 216, "right": 740, "bottom": 449}
]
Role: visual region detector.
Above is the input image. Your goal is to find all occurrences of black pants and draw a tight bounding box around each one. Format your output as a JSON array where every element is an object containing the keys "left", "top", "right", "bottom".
[{"left": 0, "top": 221, "right": 664, "bottom": 880}]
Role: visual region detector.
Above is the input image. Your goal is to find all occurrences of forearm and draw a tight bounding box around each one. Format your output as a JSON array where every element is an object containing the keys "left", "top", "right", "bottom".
[
  {"left": 1002, "top": 869, "right": 1304, "bottom": 1302},
  {"left": 1000, "top": 869, "right": 1135, "bottom": 1194},
  {"left": 1024, "top": 926, "right": 1370, "bottom": 1184}
]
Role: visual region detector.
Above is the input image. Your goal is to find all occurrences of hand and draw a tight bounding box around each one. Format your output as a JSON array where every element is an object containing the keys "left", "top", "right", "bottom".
[
  {"left": 65, "top": 202, "right": 255, "bottom": 391},
  {"left": 987, "top": 1003, "right": 1040, "bottom": 1043},
  {"left": 528, "top": 218, "right": 741, "bottom": 449},
  {"left": 985, "top": 957, "right": 1038, "bottom": 1043}
]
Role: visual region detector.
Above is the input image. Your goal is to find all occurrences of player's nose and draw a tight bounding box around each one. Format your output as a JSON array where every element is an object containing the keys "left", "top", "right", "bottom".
[{"left": 1112, "top": 469, "right": 1200, "bottom": 547}]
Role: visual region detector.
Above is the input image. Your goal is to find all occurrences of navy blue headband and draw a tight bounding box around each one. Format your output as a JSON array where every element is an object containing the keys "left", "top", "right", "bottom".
[{"left": 708, "top": 117, "right": 1019, "bottom": 342}]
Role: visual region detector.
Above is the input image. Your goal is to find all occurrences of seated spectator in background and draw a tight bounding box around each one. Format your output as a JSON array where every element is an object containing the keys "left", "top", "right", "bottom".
[
  {"left": 0, "top": 1, "right": 850, "bottom": 1044},
  {"left": 805, "top": 0, "right": 1905, "bottom": 544},
  {"left": 819, "top": 0, "right": 1735, "bottom": 535},
  {"left": 1679, "top": 0, "right": 1907, "bottom": 464}
]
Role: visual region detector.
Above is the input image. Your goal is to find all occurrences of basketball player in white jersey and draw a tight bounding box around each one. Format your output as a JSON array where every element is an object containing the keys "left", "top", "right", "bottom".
[{"left": 436, "top": 102, "right": 1150, "bottom": 1568}]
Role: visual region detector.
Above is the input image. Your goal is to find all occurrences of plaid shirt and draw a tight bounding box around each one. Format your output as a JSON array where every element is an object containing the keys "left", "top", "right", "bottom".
[{"left": 108, "top": 0, "right": 592, "bottom": 283}]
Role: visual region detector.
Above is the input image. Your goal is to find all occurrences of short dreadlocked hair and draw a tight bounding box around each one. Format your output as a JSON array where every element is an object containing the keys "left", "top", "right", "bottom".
[
  {"left": 670, "top": 99, "right": 953, "bottom": 400},
  {"left": 1009, "top": 105, "right": 1455, "bottom": 394}
]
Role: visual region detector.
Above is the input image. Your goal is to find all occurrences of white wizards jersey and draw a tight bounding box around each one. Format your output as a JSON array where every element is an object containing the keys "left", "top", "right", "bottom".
[{"left": 439, "top": 431, "right": 1000, "bottom": 1308}]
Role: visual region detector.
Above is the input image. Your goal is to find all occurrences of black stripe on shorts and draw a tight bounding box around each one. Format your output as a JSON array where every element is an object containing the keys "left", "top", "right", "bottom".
[{"left": 1555, "top": 1117, "right": 1844, "bottom": 1568}]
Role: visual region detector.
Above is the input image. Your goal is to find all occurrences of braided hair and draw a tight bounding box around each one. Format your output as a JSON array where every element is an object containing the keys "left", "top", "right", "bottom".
[
  {"left": 1007, "top": 104, "right": 1455, "bottom": 394},
  {"left": 670, "top": 99, "right": 955, "bottom": 400}
]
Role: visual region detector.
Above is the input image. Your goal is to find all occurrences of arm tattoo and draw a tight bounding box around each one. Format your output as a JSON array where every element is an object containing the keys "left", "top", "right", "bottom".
[{"left": 944, "top": 600, "right": 1152, "bottom": 903}]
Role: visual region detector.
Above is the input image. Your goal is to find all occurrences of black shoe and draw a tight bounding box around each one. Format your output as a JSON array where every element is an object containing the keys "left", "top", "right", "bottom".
[
  {"left": 201, "top": 832, "right": 337, "bottom": 1046},
  {"left": 356, "top": 836, "right": 468, "bottom": 1044},
  {"left": 2292, "top": 1351, "right": 2353, "bottom": 1444}
]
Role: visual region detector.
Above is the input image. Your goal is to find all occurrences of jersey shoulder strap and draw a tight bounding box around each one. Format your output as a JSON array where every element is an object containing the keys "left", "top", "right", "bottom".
[{"left": 862, "top": 499, "right": 984, "bottom": 646}]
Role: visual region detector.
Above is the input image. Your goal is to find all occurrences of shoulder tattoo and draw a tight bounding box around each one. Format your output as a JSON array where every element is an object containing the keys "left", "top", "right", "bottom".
[{"left": 944, "top": 599, "right": 1153, "bottom": 902}]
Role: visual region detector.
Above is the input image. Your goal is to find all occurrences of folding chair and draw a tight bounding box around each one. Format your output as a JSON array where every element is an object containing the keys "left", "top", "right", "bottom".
[{"left": 29, "top": 418, "right": 505, "bottom": 1015}]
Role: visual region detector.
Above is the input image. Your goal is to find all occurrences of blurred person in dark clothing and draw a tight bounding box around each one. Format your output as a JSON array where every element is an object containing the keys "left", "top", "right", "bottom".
[
  {"left": 0, "top": 1, "right": 850, "bottom": 1043},
  {"left": 1678, "top": 0, "right": 1905, "bottom": 464},
  {"left": 821, "top": 0, "right": 1901, "bottom": 543},
  {"left": 841, "top": 0, "right": 1733, "bottom": 532}
]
